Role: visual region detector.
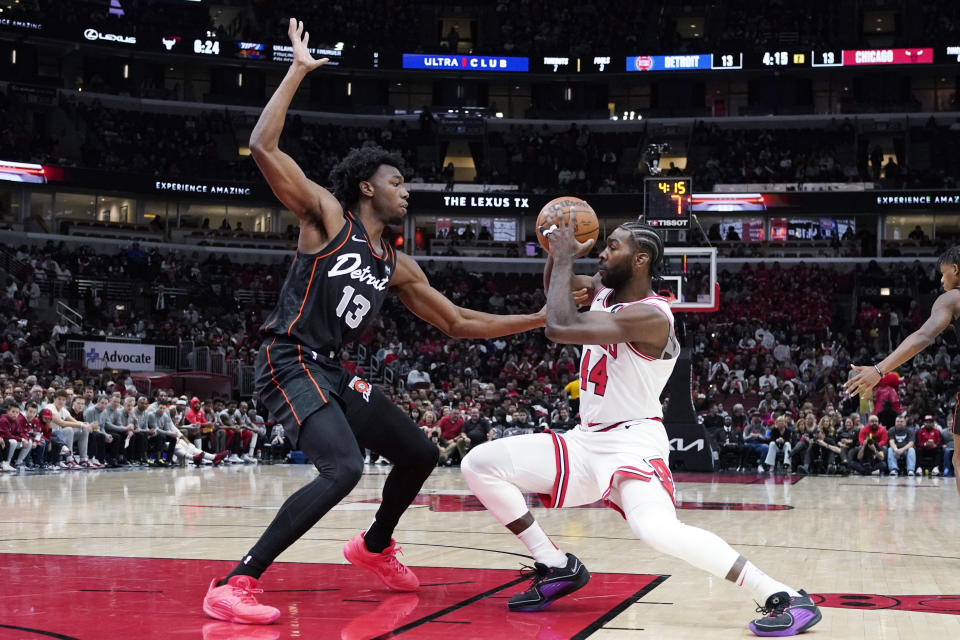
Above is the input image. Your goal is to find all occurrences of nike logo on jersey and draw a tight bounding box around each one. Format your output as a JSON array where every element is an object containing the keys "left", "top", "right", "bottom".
[{"left": 351, "top": 235, "right": 367, "bottom": 243}]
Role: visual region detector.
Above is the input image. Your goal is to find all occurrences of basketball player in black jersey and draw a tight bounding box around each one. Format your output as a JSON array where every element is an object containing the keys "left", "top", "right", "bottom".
[
  {"left": 202, "top": 19, "right": 546, "bottom": 625},
  {"left": 844, "top": 246, "right": 960, "bottom": 497}
]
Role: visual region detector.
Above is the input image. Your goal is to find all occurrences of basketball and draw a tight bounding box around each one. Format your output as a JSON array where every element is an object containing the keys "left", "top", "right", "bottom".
[{"left": 535, "top": 196, "right": 600, "bottom": 254}]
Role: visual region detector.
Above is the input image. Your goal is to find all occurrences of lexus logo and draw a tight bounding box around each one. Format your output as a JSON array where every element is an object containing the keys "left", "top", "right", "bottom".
[{"left": 83, "top": 27, "right": 136, "bottom": 44}]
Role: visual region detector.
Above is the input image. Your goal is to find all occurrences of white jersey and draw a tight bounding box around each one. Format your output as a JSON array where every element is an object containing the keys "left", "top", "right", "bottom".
[{"left": 578, "top": 287, "right": 680, "bottom": 430}]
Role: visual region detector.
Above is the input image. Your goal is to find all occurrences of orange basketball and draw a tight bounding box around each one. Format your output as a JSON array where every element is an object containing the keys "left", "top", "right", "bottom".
[{"left": 536, "top": 196, "right": 600, "bottom": 254}]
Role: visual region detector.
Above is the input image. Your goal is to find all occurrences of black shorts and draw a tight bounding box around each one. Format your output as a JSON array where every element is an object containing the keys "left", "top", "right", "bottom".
[
  {"left": 954, "top": 392, "right": 960, "bottom": 435},
  {"left": 255, "top": 337, "right": 384, "bottom": 446}
]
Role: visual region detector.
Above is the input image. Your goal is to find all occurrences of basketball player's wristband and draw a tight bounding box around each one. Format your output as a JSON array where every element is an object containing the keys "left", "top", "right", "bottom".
[{"left": 873, "top": 364, "right": 883, "bottom": 377}]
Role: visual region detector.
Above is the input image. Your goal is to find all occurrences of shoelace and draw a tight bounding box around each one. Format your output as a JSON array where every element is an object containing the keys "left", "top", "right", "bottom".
[
  {"left": 518, "top": 563, "right": 549, "bottom": 588},
  {"left": 231, "top": 583, "right": 265, "bottom": 605},
  {"left": 383, "top": 544, "right": 409, "bottom": 573},
  {"left": 754, "top": 597, "right": 791, "bottom": 618}
]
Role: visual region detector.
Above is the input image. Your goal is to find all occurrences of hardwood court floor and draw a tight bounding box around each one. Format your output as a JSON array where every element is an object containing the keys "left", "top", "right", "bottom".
[{"left": 1, "top": 463, "right": 959, "bottom": 639}]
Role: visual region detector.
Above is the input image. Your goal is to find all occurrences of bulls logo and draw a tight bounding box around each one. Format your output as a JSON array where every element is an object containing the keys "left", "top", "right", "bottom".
[{"left": 349, "top": 376, "right": 372, "bottom": 402}]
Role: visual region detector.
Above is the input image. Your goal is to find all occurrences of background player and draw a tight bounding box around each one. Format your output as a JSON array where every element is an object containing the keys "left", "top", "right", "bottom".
[
  {"left": 202, "top": 18, "right": 547, "bottom": 625},
  {"left": 460, "top": 215, "right": 821, "bottom": 637},
  {"left": 844, "top": 246, "right": 960, "bottom": 496}
]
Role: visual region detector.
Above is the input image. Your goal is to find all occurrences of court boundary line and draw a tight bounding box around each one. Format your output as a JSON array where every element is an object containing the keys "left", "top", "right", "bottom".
[
  {"left": 0, "top": 624, "right": 82, "bottom": 640},
  {"left": 368, "top": 575, "right": 529, "bottom": 639},
  {"left": 572, "top": 574, "right": 670, "bottom": 639}
]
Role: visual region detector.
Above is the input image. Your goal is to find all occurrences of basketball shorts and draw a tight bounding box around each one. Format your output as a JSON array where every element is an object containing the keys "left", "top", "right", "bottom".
[
  {"left": 537, "top": 419, "right": 676, "bottom": 518},
  {"left": 954, "top": 393, "right": 960, "bottom": 435},
  {"left": 254, "top": 337, "right": 379, "bottom": 446}
]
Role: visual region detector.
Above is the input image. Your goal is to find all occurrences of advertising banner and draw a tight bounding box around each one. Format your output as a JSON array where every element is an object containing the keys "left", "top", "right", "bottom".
[{"left": 83, "top": 341, "right": 157, "bottom": 372}]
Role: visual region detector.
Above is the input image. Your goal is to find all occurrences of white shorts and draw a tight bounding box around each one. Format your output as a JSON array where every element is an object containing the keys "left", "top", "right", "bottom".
[{"left": 538, "top": 420, "right": 676, "bottom": 518}]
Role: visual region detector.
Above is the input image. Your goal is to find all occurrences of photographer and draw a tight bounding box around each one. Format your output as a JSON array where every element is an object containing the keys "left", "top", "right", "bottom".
[
  {"left": 807, "top": 428, "right": 841, "bottom": 474},
  {"left": 849, "top": 414, "right": 888, "bottom": 475}
]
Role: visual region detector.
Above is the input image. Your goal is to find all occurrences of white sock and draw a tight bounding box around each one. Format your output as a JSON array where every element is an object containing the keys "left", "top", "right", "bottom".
[
  {"left": 517, "top": 521, "right": 567, "bottom": 568},
  {"left": 247, "top": 433, "right": 258, "bottom": 457},
  {"left": 736, "top": 561, "right": 800, "bottom": 602}
]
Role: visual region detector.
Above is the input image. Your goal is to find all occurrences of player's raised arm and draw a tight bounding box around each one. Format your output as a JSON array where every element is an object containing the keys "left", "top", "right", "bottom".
[
  {"left": 390, "top": 253, "right": 545, "bottom": 338},
  {"left": 843, "top": 289, "right": 960, "bottom": 399},
  {"left": 543, "top": 252, "right": 599, "bottom": 306},
  {"left": 249, "top": 18, "right": 343, "bottom": 240}
]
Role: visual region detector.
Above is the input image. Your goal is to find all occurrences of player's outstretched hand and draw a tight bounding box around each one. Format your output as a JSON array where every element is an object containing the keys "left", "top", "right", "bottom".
[
  {"left": 842, "top": 364, "right": 881, "bottom": 398},
  {"left": 542, "top": 213, "right": 595, "bottom": 260},
  {"left": 288, "top": 18, "right": 329, "bottom": 71}
]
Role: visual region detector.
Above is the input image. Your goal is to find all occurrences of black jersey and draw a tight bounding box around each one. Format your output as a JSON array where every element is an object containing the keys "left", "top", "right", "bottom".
[{"left": 261, "top": 210, "right": 397, "bottom": 354}]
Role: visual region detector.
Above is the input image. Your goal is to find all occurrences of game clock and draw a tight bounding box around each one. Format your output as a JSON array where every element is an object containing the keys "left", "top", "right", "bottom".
[{"left": 644, "top": 178, "right": 692, "bottom": 229}]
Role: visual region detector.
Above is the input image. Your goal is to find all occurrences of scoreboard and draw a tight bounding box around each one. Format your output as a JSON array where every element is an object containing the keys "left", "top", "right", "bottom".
[
  {"left": 3, "top": 18, "right": 960, "bottom": 74},
  {"left": 644, "top": 178, "right": 692, "bottom": 229}
]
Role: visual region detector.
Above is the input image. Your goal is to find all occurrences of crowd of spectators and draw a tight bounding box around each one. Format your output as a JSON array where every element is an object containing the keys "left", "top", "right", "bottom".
[
  {"left": 689, "top": 121, "right": 857, "bottom": 189},
  {"left": 0, "top": 239, "right": 957, "bottom": 479},
  {"left": 8, "top": 84, "right": 960, "bottom": 196},
  {"left": 483, "top": 123, "right": 645, "bottom": 194},
  {"left": 1, "top": 90, "right": 432, "bottom": 188},
  {"left": 3, "top": 241, "right": 281, "bottom": 366},
  {"left": 0, "top": 381, "right": 291, "bottom": 472}
]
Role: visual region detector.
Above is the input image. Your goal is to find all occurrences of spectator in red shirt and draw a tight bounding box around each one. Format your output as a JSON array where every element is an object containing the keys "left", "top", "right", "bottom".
[
  {"left": 850, "top": 414, "right": 887, "bottom": 475},
  {"left": 435, "top": 407, "right": 469, "bottom": 466},
  {"left": 0, "top": 403, "right": 32, "bottom": 471},
  {"left": 184, "top": 396, "right": 224, "bottom": 453},
  {"left": 436, "top": 407, "right": 465, "bottom": 441},
  {"left": 915, "top": 415, "right": 942, "bottom": 476},
  {"left": 19, "top": 402, "right": 46, "bottom": 468}
]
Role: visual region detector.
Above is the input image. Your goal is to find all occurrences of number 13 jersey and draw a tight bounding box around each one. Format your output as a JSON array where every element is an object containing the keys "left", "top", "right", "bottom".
[
  {"left": 261, "top": 210, "right": 397, "bottom": 354},
  {"left": 577, "top": 288, "right": 680, "bottom": 430}
]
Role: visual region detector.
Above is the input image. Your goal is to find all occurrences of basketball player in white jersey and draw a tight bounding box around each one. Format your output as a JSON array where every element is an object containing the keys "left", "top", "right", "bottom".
[{"left": 461, "top": 216, "right": 821, "bottom": 637}]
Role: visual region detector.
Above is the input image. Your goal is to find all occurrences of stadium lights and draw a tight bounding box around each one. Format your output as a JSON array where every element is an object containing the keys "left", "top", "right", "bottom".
[
  {"left": 10, "top": 49, "right": 15, "bottom": 64},
  {"left": 880, "top": 287, "right": 891, "bottom": 296},
  {"left": 346, "top": 81, "right": 351, "bottom": 96},
  {"left": 123, "top": 63, "right": 129, "bottom": 79},
  {"left": 495, "top": 112, "right": 503, "bottom": 118}
]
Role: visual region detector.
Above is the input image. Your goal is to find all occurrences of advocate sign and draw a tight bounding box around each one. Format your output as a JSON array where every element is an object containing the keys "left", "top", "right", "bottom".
[{"left": 84, "top": 341, "right": 156, "bottom": 372}]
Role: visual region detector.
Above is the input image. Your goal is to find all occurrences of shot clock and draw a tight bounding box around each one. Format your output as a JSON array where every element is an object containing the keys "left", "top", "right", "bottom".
[{"left": 644, "top": 178, "right": 692, "bottom": 229}]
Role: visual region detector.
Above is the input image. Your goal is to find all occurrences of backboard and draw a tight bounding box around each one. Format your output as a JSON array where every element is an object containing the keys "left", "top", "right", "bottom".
[{"left": 657, "top": 246, "right": 718, "bottom": 312}]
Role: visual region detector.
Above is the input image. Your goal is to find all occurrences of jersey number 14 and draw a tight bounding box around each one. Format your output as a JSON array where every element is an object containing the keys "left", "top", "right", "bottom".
[{"left": 580, "top": 348, "right": 608, "bottom": 396}]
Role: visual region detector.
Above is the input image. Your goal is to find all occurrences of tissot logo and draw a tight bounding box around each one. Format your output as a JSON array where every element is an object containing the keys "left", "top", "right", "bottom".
[{"left": 84, "top": 28, "right": 136, "bottom": 44}]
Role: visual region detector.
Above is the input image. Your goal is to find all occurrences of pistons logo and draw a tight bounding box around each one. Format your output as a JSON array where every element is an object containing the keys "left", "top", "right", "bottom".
[{"left": 349, "top": 376, "right": 372, "bottom": 402}]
